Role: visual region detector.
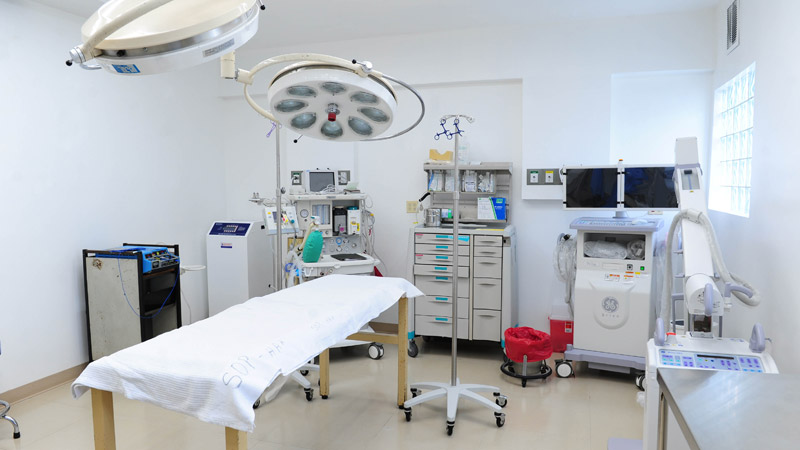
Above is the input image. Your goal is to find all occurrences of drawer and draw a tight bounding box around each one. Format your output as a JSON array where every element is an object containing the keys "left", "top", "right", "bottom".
[
  {"left": 474, "top": 256, "right": 502, "bottom": 278},
  {"left": 415, "top": 316, "right": 468, "bottom": 340},
  {"left": 473, "top": 235, "right": 502, "bottom": 247},
  {"left": 415, "top": 233, "right": 470, "bottom": 245},
  {"left": 473, "top": 246, "right": 502, "bottom": 258},
  {"left": 472, "top": 309, "right": 501, "bottom": 341},
  {"left": 416, "top": 296, "right": 469, "bottom": 319},
  {"left": 414, "top": 275, "right": 470, "bottom": 297},
  {"left": 415, "top": 243, "right": 470, "bottom": 255},
  {"left": 414, "top": 254, "right": 469, "bottom": 266},
  {"left": 414, "top": 264, "right": 469, "bottom": 277},
  {"left": 473, "top": 278, "right": 502, "bottom": 310}
]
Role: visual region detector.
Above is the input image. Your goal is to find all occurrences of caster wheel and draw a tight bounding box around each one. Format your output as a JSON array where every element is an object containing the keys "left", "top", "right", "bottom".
[
  {"left": 411, "top": 388, "right": 420, "bottom": 398},
  {"left": 495, "top": 412, "right": 506, "bottom": 428},
  {"left": 446, "top": 422, "right": 454, "bottom": 436},
  {"left": 404, "top": 407, "right": 412, "bottom": 422},
  {"left": 252, "top": 399, "right": 261, "bottom": 409},
  {"left": 321, "top": 395, "right": 328, "bottom": 400},
  {"left": 13, "top": 432, "right": 20, "bottom": 439},
  {"left": 521, "top": 379, "right": 527, "bottom": 388},
  {"left": 300, "top": 370, "right": 309, "bottom": 376},
  {"left": 408, "top": 340, "right": 419, "bottom": 358},
  {"left": 556, "top": 361, "right": 574, "bottom": 378},
  {"left": 494, "top": 393, "right": 507, "bottom": 408},
  {"left": 636, "top": 373, "right": 646, "bottom": 391},
  {"left": 304, "top": 389, "right": 313, "bottom": 401},
  {"left": 368, "top": 343, "right": 384, "bottom": 360}
]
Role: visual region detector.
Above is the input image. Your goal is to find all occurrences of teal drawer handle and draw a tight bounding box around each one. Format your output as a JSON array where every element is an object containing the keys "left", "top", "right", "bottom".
[
  {"left": 435, "top": 256, "right": 448, "bottom": 259},
  {"left": 435, "top": 317, "right": 449, "bottom": 322},
  {"left": 435, "top": 245, "right": 448, "bottom": 249},
  {"left": 434, "top": 297, "right": 448, "bottom": 301},
  {"left": 434, "top": 266, "right": 448, "bottom": 271},
  {"left": 458, "top": 236, "right": 469, "bottom": 242},
  {"left": 435, "top": 235, "right": 451, "bottom": 239},
  {"left": 435, "top": 276, "right": 449, "bottom": 280}
]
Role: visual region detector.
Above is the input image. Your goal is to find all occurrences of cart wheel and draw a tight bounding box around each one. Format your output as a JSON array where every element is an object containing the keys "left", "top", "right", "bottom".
[
  {"left": 411, "top": 387, "right": 420, "bottom": 398},
  {"left": 368, "top": 343, "right": 384, "bottom": 360},
  {"left": 252, "top": 399, "right": 261, "bottom": 409},
  {"left": 635, "top": 373, "right": 646, "bottom": 391},
  {"left": 300, "top": 370, "right": 309, "bottom": 376},
  {"left": 304, "top": 388, "right": 314, "bottom": 401},
  {"left": 408, "top": 340, "right": 419, "bottom": 358},
  {"left": 495, "top": 412, "right": 506, "bottom": 427},
  {"left": 404, "top": 407, "right": 412, "bottom": 422},
  {"left": 521, "top": 379, "right": 527, "bottom": 388},
  {"left": 494, "top": 393, "right": 507, "bottom": 408},
  {"left": 556, "top": 360, "right": 574, "bottom": 378},
  {"left": 321, "top": 395, "right": 328, "bottom": 399},
  {"left": 446, "top": 422, "right": 454, "bottom": 436}
]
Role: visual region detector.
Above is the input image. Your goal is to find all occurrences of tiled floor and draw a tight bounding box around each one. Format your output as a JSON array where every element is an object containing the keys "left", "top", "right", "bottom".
[{"left": 0, "top": 339, "right": 644, "bottom": 449}]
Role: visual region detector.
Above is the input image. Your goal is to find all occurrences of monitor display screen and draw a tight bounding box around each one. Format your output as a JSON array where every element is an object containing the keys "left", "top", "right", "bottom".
[
  {"left": 308, "top": 171, "right": 336, "bottom": 192},
  {"left": 623, "top": 166, "right": 678, "bottom": 209},
  {"left": 564, "top": 168, "right": 619, "bottom": 208}
]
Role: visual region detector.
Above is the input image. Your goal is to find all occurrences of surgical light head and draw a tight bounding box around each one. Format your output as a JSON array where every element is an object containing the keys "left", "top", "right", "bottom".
[
  {"left": 67, "top": 0, "right": 263, "bottom": 74},
  {"left": 267, "top": 63, "right": 398, "bottom": 141}
]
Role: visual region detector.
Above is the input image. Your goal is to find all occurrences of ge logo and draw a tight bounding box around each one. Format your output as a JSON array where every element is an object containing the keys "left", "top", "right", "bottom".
[{"left": 602, "top": 297, "right": 619, "bottom": 313}]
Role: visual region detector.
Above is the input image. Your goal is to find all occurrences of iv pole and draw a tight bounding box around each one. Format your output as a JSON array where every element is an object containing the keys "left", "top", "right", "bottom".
[{"left": 403, "top": 115, "right": 507, "bottom": 436}]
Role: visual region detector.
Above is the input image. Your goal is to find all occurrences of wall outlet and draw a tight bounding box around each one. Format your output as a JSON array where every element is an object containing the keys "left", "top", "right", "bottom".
[
  {"left": 545, "top": 170, "right": 554, "bottom": 183},
  {"left": 406, "top": 201, "right": 418, "bottom": 213},
  {"left": 529, "top": 170, "right": 539, "bottom": 184}
]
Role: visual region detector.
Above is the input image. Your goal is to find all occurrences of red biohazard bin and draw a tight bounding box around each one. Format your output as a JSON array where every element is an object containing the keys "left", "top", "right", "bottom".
[{"left": 549, "top": 315, "right": 574, "bottom": 353}]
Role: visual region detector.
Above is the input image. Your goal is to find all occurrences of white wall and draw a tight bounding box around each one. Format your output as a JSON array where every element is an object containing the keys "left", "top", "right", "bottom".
[
  {"left": 610, "top": 70, "right": 713, "bottom": 165},
  {"left": 708, "top": 0, "right": 800, "bottom": 373},
  {"left": 0, "top": 2, "right": 227, "bottom": 392},
  {"left": 217, "top": 10, "right": 716, "bottom": 331}
]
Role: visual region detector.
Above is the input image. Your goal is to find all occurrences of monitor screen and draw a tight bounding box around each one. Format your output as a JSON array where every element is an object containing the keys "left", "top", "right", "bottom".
[
  {"left": 308, "top": 171, "right": 336, "bottom": 192},
  {"left": 623, "top": 166, "right": 678, "bottom": 209},
  {"left": 564, "top": 168, "right": 619, "bottom": 208}
]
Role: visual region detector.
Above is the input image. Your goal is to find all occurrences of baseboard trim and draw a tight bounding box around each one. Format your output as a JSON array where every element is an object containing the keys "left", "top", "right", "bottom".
[{"left": 0, "top": 363, "right": 88, "bottom": 404}]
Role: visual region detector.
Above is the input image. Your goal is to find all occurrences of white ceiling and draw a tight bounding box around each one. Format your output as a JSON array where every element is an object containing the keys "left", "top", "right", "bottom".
[{"left": 41, "top": 0, "right": 719, "bottom": 48}]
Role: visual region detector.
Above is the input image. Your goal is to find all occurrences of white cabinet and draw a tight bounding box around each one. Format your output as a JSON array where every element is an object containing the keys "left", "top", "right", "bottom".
[{"left": 409, "top": 226, "right": 517, "bottom": 348}]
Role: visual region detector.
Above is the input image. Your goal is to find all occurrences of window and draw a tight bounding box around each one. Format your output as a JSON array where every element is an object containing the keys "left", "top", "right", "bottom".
[{"left": 709, "top": 63, "right": 755, "bottom": 217}]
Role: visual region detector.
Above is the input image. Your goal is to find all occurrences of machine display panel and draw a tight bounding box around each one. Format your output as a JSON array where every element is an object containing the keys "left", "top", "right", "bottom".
[
  {"left": 308, "top": 171, "right": 336, "bottom": 192},
  {"left": 564, "top": 167, "right": 619, "bottom": 209},
  {"left": 623, "top": 166, "right": 678, "bottom": 209}
]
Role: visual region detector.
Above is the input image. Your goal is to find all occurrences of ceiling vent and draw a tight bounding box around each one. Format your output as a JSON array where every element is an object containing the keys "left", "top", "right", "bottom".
[{"left": 727, "top": 0, "right": 740, "bottom": 53}]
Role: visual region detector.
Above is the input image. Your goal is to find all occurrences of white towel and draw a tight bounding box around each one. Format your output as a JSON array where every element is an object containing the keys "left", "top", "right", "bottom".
[{"left": 72, "top": 275, "right": 422, "bottom": 432}]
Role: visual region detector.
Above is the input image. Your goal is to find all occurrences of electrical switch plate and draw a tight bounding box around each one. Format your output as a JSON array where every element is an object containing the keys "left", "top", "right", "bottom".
[
  {"left": 545, "top": 171, "right": 554, "bottom": 183},
  {"left": 406, "top": 201, "right": 418, "bottom": 213},
  {"left": 529, "top": 170, "right": 539, "bottom": 184}
]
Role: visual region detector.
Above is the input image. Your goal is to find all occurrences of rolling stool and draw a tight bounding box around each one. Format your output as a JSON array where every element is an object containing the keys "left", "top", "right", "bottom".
[
  {"left": 0, "top": 400, "right": 20, "bottom": 439},
  {"left": 500, "top": 327, "right": 553, "bottom": 387}
]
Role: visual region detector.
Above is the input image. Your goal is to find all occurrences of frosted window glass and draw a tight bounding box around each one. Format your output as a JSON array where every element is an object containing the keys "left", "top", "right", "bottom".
[{"left": 709, "top": 63, "right": 755, "bottom": 217}]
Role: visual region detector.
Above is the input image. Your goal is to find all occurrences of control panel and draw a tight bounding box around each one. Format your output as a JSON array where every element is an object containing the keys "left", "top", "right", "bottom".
[
  {"left": 323, "top": 236, "right": 365, "bottom": 254},
  {"left": 209, "top": 222, "right": 251, "bottom": 236},
  {"left": 659, "top": 349, "right": 764, "bottom": 372},
  {"left": 100, "top": 246, "right": 180, "bottom": 273},
  {"left": 265, "top": 206, "right": 299, "bottom": 234}
]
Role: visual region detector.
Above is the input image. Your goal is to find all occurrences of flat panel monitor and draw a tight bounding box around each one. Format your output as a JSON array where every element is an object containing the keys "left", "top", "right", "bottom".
[
  {"left": 308, "top": 171, "right": 336, "bottom": 193},
  {"left": 623, "top": 166, "right": 678, "bottom": 209},
  {"left": 564, "top": 167, "right": 619, "bottom": 209}
]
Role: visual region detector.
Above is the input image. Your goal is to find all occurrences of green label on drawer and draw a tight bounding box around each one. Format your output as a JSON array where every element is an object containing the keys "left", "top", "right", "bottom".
[
  {"left": 435, "top": 297, "right": 448, "bottom": 301},
  {"left": 435, "top": 276, "right": 449, "bottom": 280},
  {"left": 435, "top": 256, "right": 448, "bottom": 259},
  {"left": 435, "top": 317, "right": 448, "bottom": 322}
]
